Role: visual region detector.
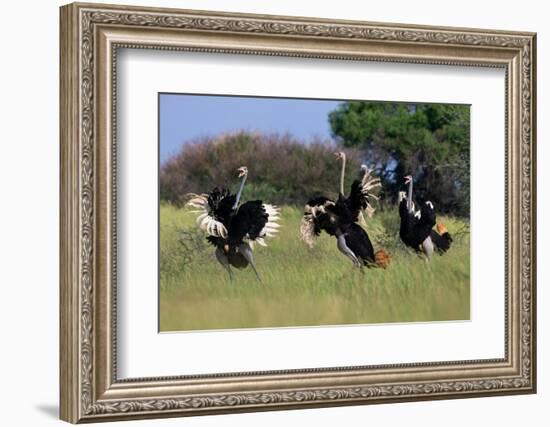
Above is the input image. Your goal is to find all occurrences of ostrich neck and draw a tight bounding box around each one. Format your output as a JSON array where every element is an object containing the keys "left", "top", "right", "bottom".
[
  {"left": 407, "top": 179, "right": 413, "bottom": 212},
  {"left": 339, "top": 155, "right": 346, "bottom": 195},
  {"left": 233, "top": 174, "right": 247, "bottom": 210}
]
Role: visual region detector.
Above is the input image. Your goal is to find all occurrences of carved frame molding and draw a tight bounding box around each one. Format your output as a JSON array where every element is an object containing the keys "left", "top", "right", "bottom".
[{"left": 60, "top": 2, "right": 536, "bottom": 423}]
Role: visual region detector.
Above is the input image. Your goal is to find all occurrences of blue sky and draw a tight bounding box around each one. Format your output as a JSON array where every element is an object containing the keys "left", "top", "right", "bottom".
[{"left": 159, "top": 94, "right": 342, "bottom": 163}]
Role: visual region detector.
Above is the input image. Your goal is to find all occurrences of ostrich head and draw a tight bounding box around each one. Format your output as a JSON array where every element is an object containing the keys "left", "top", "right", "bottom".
[
  {"left": 334, "top": 151, "right": 345, "bottom": 160},
  {"left": 233, "top": 166, "right": 249, "bottom": 210},
  {"left": 404, "top": 174, "right": 413, "bottom": 184},
  {"left": 237, "top": 166, "right": 248, "bottom": 178}
]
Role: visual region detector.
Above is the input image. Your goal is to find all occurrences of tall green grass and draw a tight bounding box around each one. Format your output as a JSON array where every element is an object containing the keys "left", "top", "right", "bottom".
[{"left": 160, "top": 204, "right": 470, "bottom": 331}]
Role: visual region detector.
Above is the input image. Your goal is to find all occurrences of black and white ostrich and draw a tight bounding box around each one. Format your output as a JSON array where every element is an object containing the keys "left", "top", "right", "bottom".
[
  {"left": 300, "top": 152, "right": 390, "bottom": 269},
  {"left": 398, "top": 174, "right": 453, "bottom": 259},
  {"left": 186, "top": 166, "right": 280, "bottom": 281}
]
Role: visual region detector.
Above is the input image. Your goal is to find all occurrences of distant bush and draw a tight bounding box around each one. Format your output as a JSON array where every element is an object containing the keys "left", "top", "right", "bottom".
[{"left": 160, "top": 131, "right": 367, "bottom": 206}]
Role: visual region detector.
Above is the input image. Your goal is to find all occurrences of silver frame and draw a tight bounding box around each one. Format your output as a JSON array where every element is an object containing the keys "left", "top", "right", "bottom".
[{"left": 60, "top": 2, "right": 536, "bottom": 423}]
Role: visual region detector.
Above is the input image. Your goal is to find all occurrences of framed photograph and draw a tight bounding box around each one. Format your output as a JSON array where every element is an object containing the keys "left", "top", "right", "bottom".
[{"left": 60, "top": 2, "right": 536, "bottom": 423}]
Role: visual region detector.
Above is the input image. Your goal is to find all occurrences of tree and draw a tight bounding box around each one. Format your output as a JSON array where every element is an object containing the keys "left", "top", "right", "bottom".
[{"left": 329, "top": 102, "right": 470, "bottom": 216}]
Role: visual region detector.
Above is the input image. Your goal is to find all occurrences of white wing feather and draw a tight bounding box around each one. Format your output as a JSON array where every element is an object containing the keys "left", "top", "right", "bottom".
[
  {"left": 300, "top": 207, "right": 317, "bottom": 248},
  {"left": 300, "top": 201, "right": 334, "bottom": 248},
  {"left": 359, "top": 165, "right": 382, "bottom": 218},
  {"left": 246, "top": 204, "right": 281, "bottom": 251},
  {"left": 185, "top": 193, "right": 228, "bottom": 238}
]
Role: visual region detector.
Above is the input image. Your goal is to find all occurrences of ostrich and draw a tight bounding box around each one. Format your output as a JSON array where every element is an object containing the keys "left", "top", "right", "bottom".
[
  {"left": 186, "top": 166, "right": 280, "bottom": 281},
  {"left": 398, "top": 174, "right": 453, "bottom": 259},
  {"left": 300, "top": 151, "right": 390, "bottom": 269}
]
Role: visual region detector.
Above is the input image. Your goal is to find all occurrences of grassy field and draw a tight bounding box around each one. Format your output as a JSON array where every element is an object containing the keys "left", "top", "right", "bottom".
[{"left": 159, "top": 203, "right": 470, "bottom": 332}]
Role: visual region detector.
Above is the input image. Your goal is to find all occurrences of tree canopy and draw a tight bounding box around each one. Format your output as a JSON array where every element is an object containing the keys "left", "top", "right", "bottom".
[
  {"left": 329, "top": 102, "right": 470, "bottom": 216},
  {"left": 160, "top": 102, "right": 470, "bottom": 218}
]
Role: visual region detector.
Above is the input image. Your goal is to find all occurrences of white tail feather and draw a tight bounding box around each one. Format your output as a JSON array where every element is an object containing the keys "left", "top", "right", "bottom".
[{"left": 249, "top": 203, "right": 282, "bottom": 251}]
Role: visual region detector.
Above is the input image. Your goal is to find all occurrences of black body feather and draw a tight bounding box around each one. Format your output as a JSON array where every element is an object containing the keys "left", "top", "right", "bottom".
[
  {"left": 399, "top": 198, "right": 426, "bottom": 250},
  {"left": 398, "top": 196, "right": 452, "bottom": 254},
  {"left": 430, "top": 229, "right": 453, "bottom": 253},
  {"left": 228, "top": 200, "right": 268, "bottom": 245},
  {"left": 204, "top": 187, "right": 269, "bottom": 268},
  {"left": 344, "top": 180, "right": 369, "bottom": 222},
  {"left": 341, "top": 222, "right": 376, "bottom": 265},
  {"left": 207, "top": 187, "right": 235, "bottom": 224},
  {"left": 304, "top": 194, "right": 376, "bottom": 265}
]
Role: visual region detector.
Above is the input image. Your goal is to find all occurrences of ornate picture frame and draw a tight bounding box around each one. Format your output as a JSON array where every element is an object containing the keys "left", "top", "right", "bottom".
[{"left": 60, "top": 2, "right": 536, "bottom": 423}]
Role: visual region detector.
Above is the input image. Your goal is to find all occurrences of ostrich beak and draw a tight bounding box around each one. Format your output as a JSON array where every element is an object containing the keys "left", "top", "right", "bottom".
[
  {"left": 237, "top": 166, "right": 248, "bottom": 178},
  {"left": 404, "top": 175, "right": 412, "bottom": 184}
]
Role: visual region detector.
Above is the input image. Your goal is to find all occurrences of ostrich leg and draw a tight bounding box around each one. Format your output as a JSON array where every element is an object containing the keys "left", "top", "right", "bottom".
[
  {"left": 421, "top": 236, "right": 434, "bottom": 261},
  {"left": 215, "top": 247, "right": 234, "bottom": 282},
  {"left": 238, "top": 244, "right": 262, "bottom": 283},
  {"left": 336, "top": 234, "right": 361, "bottom": 267}
]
